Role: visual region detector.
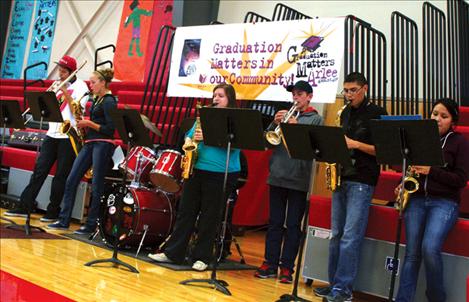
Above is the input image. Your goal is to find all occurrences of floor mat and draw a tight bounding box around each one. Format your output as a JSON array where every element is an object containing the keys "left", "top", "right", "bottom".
[
  {"left": 64, "top": 232, "right": 256, "bottom": 271},
  {"left": 0, "top": 223, "right": 68, "bottom": 240}
]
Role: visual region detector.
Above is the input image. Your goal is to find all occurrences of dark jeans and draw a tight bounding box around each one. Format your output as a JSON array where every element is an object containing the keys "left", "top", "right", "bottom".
[
  {"left": 396, "top": 196, "right": 459, "bottom": 302},
  {"left": 58, "top": 142, "right": 114, "bottom": 228},
  {"left": 164, "top": 169, "right": 238, "bottom": 264},
  {"left": 264, "top": 185, "right": 307, "bottom": 271},
  {"left": 20, "top": 136, "right": 75, "bottom": 216}
]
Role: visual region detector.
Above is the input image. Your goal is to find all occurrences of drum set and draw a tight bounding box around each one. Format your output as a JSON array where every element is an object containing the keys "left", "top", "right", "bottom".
[{"left": 99, "top": 146, "right": 183, "bottom": 252}]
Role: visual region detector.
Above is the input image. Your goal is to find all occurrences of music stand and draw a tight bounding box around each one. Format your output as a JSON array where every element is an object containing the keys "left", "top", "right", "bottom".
[
  {"left": 370, "top": 119, "right": 443, "bottom": 302},
  {"left": 0, "top": 101, "right": 26, "bottom": 225},
  {"left": 179, "top": 107, "right": 264, "bottom": 296},
  {"left": 85, "top": 108, "right": 152, "bottom": 273},
  {"left": 7, "top": 92, "right": 62, "bottom": 235},
  {"left": 277, "top": 123, "right": 352, "bottom": 302}
]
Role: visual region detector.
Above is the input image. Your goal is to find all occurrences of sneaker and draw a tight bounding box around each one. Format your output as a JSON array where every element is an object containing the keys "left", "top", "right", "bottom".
[
  {"left": 279, "top": 267, "right": 293, "bottom": 284},
  {"left": 323, "top": 291, "right": 353, "bottom": 302},
  {"left": 47, "top": 221, "right": 69, "bottom": 230},
  {"left": 40, "top": 214, "right": 59, "bottom": 222},
  {"left": 73, "top": 225, "right": 95, "bottom": 235},
  {"left": 314, "top": 286, "right": 332, "bottom": 297},
  {"left": 254, "top": 262, "right": 277, "bottom": 279},
  {"left": 148, "top": 252, "right": 173, "bottom": 263},
  {"left": 4, "top": 208, "right": 28, "bottom": 217},
  {"left": 192, "top": 260, "right": 208, "bottom": 271}
]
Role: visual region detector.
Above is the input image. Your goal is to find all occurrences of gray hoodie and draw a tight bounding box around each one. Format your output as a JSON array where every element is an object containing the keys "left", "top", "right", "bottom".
[{"left": 267, "top": 108, "right": 324, "bottom": 192}]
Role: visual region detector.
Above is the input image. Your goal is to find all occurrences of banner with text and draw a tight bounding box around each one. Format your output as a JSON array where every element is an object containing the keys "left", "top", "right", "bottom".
[
  {"left": 1, "top": 0, "right": 35, "bottom": 79},
  {"left": 167, "top": 18, "right": 344, "bottom": 103},
  {"left": 26, "top": 0, "right": 58, "bottom": 80}
]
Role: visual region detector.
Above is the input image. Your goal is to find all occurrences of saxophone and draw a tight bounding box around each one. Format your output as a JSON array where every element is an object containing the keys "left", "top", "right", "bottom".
[
  {"left": 181, "top": 102, "right": 202, "bottom": 179},
  {"left": 60, "top": 91, "right": 93, "bottom": 179},
  {"left": 395, "top": 166, "right": 419, "bottom": 212},
  {"left": 325, "top": 103, "right": 348, "bottom": 191}
]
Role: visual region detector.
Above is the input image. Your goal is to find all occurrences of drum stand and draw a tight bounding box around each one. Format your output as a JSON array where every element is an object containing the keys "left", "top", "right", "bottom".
[{"left": 85, "top": 140, "right": 139, "bottom": 273}]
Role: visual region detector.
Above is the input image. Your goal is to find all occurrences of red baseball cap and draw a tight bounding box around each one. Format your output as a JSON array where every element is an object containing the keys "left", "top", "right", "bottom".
[{"left": 55, "top": 55, "right": 77, "bottom": 72}]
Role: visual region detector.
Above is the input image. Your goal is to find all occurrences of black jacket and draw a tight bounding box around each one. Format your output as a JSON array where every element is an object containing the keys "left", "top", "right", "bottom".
[{"left": 340, "top": 99, "right": 387, "bottom": 186}]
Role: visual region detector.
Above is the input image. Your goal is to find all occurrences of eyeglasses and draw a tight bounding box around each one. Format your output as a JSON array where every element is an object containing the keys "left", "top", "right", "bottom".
[{"left": 341, "top": 86, "right": 364, "bottom": 96}]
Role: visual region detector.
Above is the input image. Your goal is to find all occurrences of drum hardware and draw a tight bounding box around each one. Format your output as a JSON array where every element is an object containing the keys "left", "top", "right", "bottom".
[
  {"left": 135, "top": 224, "right": 149, "bottom": 257},
  {"left": 120, "top": 146, "right": 157, "bottom": 187}
]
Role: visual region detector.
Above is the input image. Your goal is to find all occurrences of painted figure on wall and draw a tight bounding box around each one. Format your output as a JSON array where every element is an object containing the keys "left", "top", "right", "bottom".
[{"left": 124, "top": 0, "right": 152, "bottom": 57}]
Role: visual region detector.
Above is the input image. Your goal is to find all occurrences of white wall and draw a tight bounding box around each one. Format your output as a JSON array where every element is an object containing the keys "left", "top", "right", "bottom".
[
  {"left": 218, "top": 0, "right": 448, "bottom": 100},
  {"left": 48, "top": 0, "right": 123, "bottom": 81}
]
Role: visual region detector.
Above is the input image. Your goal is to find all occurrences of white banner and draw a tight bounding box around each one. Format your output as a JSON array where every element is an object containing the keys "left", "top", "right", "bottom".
[{"left": 167, "top": 18, "right": 344, "bottom": 103}]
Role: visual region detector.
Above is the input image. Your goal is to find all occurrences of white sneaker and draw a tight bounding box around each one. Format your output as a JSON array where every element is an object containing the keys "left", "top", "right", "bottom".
[
  {"left": 192, "top": 260, "right": 208, "bottom": 271},
  {"left": 148, "top": 252, "right": 172, "bottom": 263}
]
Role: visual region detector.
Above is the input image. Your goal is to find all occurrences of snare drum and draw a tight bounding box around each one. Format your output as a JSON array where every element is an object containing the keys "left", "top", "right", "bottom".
[
  {"left": 119, "top": 146, "right": 157, "bottom": 184},
  {"left": 100, "top": 184, "right": 175, "bottom": 247},
  {"left": 149, "top": 149, "right": 182, "bottom": 193}
]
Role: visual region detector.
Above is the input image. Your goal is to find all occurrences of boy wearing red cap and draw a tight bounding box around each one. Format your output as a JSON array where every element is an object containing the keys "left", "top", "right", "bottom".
[{"left": 5, "top": 55, "right": 89, "bottom": 221}]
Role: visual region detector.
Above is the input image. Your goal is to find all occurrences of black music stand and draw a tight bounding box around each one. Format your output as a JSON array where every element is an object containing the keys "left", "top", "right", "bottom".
[
  {"left": 6, "top": 92, "right": 62, "bottom": 235},
  {"left": 179, "top": 107, "right": 264, "bottom": 296},
  {"left": 0, "top": 101, "right": 26, "bottom": 225},
  {"left": 277, "top": 123, "right": 352, "bottom": 302},
  {"left": 370, "top": 119, "right": 443, "bottom": 302},
  {"left": 85, "top": 108, "right": 151, "bottom": 273}
]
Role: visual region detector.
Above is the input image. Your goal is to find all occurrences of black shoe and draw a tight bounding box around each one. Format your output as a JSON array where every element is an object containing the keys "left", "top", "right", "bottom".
[
  {"left": 314, "top": 286, "right": 332, "bottom": 297},
  {"left": 40, "top": 214, "right": 59, "bottom": 222},
  {"left": 73, "top": 225, "right": 95, "bottom": 235},
  {"left": 4, "top": 208, "right": 28, "bottom": 217},
  {"left": 47, "top": 221, "right": 69, "bottom": 230}
]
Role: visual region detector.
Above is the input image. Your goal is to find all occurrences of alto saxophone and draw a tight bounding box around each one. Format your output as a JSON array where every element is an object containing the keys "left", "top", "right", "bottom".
[
  {"left": 325, "top": 103, "right": 348, "bottom": 191},
  {"left": 395, "top": 166, "right": 419, "bottom": 212},
  {"left": 181, "top": 102, "right": 202, "bottom": 179},
  {"left": 60, "top": 91, "right": 93, "bottom": 179}
]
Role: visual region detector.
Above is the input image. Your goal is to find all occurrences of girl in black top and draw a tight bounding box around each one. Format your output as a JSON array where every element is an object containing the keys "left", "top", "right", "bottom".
[
  {"left": 396, "top": 98, "right": 469, "bottom": 302},
  {"left": 48, "top": 68, "right": 117, "bottom": 234}
]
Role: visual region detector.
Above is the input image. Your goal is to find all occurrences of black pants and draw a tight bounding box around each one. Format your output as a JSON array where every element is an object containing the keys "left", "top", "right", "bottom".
[
  {"left": 20, "top": 136, "right": 75, "bottom": 216},
  {"left": 164, "top": 169, "right": 238, "bottom": 264}
]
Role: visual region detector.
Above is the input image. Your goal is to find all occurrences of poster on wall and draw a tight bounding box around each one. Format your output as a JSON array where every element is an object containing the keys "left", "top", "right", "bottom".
[
  {"left": 167, "top": 18, "right": 345, "bottom": 103},
  {"left": 25, "top": 0, "right": 58, "bottom": 80},
  {"left": 114, "top": 0, "right": 154, "bottom": 82},
  {"left": 1, "top": 0, "right": 35, "bottom": 79}
]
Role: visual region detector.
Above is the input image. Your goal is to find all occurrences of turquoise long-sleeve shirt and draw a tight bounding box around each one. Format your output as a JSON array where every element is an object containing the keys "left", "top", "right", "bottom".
[{"left": 186, "top": 124, "right": 240, "bottom": 173}]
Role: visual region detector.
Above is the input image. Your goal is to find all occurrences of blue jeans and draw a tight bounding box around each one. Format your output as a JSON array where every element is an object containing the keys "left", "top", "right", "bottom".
[
  {"left": 58, "top": 142, "right": 114, "bottom": 228},
  {"left": 396, "top": 196, "right": 459, "bottom": 302},
  {"left": 265, "top": 185, "right": 307, "bottom": 271},
  {"left": 328, "top": 181, "right": 374, "bottom": 296}
]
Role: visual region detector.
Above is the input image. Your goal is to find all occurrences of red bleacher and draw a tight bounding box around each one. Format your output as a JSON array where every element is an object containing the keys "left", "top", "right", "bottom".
[{"left": 309, "top": 195, "right": 469, "bottom": 257}]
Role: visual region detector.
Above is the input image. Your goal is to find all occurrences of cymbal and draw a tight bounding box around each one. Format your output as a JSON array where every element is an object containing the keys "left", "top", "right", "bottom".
[
  {"left": 122, "top": 105, "right": 162, "bottom": 137},
  {"left": 140, "top": 113, "right": 162, "bottom": 137}
]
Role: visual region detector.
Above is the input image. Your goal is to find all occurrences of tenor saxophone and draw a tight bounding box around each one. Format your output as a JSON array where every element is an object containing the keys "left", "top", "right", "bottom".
[
  {"left": 325, "top": 103, "right": 348, "bottom": 191},
  {"left": 181, "top": 102, "right": 202, "bottom": 179}
]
